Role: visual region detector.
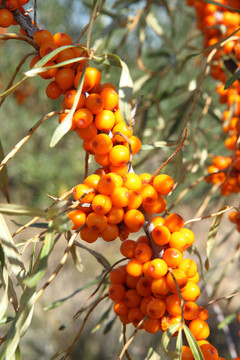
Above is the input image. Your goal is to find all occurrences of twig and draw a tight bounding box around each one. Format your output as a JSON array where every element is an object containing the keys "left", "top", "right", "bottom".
[
  {"left": 34, "top": 0, "right": 37, "bottom": 28},
  {"left": 191, "top": 183, "right": 220, "bottom": 220},
  {"left": 123, "top": 324, "right": 132, "bottom": 360},
  {"left": 84, "top": 152, "right": 89, "bottom": 179},
  {"left": 184, "top": 204, "right": 233, "bottom": 226},
  {"left": 0, "top": 33, "right": 39, "bottom": 49},
  {"left": 19, "top": 229, "right": 47, "bottom": 255}
]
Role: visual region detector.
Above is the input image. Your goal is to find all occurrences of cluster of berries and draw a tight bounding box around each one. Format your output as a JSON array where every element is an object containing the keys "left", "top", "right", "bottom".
[
  {"left": 0, "top": 0, "right": 29, "bottom": 28},
  {"left": 187, "top": 0, "right": 240, "bottom": 234},
  {"left": 229, "top": 210, "right": 240, "bottom": 232}
]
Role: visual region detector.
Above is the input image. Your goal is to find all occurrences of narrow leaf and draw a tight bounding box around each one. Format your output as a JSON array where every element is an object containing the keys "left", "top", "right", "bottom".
[
  {"left": 91, "top": 306, "right": 111, "bottom": 334},
  {"left": 52, "top": 213, "right": 73, "bottom": 233},
  {"left": 224, "top": 68, "right": 240, "bottom": 89},
  {"left": 0, "top": 316, "right": 14, "bottom": 327},
  {"left": 218, "top": 313, "right": 237, "bottom": 330},
  {"left": 87, "top": 0, "right": 99, "bottom": 53},
  {"left": 0, "top": 243, "right": 9, "bottom": 321},
  {"left": 183, "top": 324, "right": 204, "bottom": 360},
  {"left": 161, "top": 323, "right": 181, "bottom": 356},
  {"left": 70, "top": 245, "right": 84, "bottom": 272},
  {"left": 23, "top": 221, "right": 54, "bottom": 288},
  {"left": 103, "top": 317, "right": 116, "bottom": 334},
  {"left": 74, "top": 241, "right": 111, "bottom": 270},
  {"left": 0, "top": 140, "right": 9, "bottom": 203},
  {"left": 175, "top": 327, "right": 183, "bottom": 360},
  {"left": 202, "top": 0, "right": 240, "bottom": 13},
  {"left": 0, "top": 203, "right": 45, "bottom": 217},
  {"left": 205, "top": 206, "right": 226, "bottom": 270}
]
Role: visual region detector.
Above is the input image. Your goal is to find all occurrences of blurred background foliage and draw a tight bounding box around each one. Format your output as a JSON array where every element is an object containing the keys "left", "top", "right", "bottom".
[{"left": 0, "top": 1, "right": 239, "bottom": 360}]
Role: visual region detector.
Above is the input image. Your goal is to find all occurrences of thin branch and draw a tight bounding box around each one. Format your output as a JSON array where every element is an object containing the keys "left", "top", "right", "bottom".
[
  {"left": 0, "top": 33, "right": 39, "bottom": 49},
  {"left": 184, "top": 204, "right": 234, "bottom": 226}
]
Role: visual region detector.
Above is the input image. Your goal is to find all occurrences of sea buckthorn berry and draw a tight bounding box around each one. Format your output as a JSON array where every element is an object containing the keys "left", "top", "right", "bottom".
[
  {"left": 162, "top": 248, "right": 183, "bottom": 267},
  {"left": 179, "top": 228, "right": 195, "bottom": 247},
  {"left": 127, "top": 190, "right": 142, "bottom": 210},
  {"left": 181, "top": 346, "right": 194, "bottom": 360},
  {"left": 85, "top": 93, "right": 104, "bottom": 114},
  {"left": 140, "top": 295, "right": 154, "bottom": 315},
  {"left": 63, "top": 90, "right": 85, "bottom": 109},
  {"left": 200, "top": 344, "right": 218, "bottom": 360},
  {"left": 39, "top": 41, "right": 58, "bottom": 59},
  {"left": 30, "top": 55, "right": 41, "bottom": 69},
  {"left": 58, "top": 113, "right": 77, "bottom": 131},
  {"left": 109, "top": 145, "right": 130, "bottom": 166},
  {"left": 124, "top": 289, "right": 142, "bottom": 308},
  {"left": 120, "top": 239, "right": 137, "bottom": 258},
  {"left": 73, "top": 184, "right": 95, "bottom": 202},
  {"left": 94, "top": 153, "right": 110, "bottom": 167},
  {"left": 166, "top": 269, "right": 188, "bottom": 293},
  {"left": 164, "top": 213, "right": 184, "bottom": 232},
  {"left": 95, "top": 110, "right": 115, "bottom": 131},
  {"left": 139, "top": 184, "right": 158, "bottom": 205},
  {"left": 91, "top": 194, "right": 112, "bottom": 215},
  {"left": 72, "top": 108, "right": 93, "bottom": 129},
  {"left": 147, "top": 258, "right": 168, "bottom": 279},
  {"left": 100, "top": 88, "right": 118, "bottom": 110},
  {"left": 198, "top": 307, "right": 209, "bottom": 321},
  {"left": 80, "top": 225, "right": 98, "bottom": 243},
  {"left": 136, "top": 235, "right": 149, "bottom": 245},
  {"left": 109, "top": 266, "right": 127, "bottom": 284},
  {"left": 113, "top": 301, "right": 128, "bottom": 316},
  {"left": 153, "top": 174, "right": 174, "bottom": 195},
  {"left": 114, "top": 109, "right": 124, "bottom": 125},
  {"left": 152, "top": 225, "right": 171, "bottom": 245},
  {"left": 152, "top": 216, "right": 165, "bottom": 227},
  {"left": 92, "top": 134, "right": 113, "bottom": 155},
  {"left": 142, "top": 195, "right": 167, "bottom": 214},
  {"left": 181, "top": 281, "right": 200, "bottom": 302},
  {"left": 166, "top": 294, "right": 182, "bottom": 316},
  {"left": 136, "top": 277, "right": 152, "bottom": 297},
  {"left": 5, "top": 0, "right": 18, "bottom": 11},
  {"left": 111, "top": 187, "right": 129, "bottom": 207},
  {"left": 77, "top": 122, "right": 98, "bottom": 140},
  {"left": 125, "top": 273, "right": 141, "bottom": 289},
  {"left": 86, "top": 212, "right": 107, "bottom": 232},
  {"left": 188, "top": 272, "right": 200, "bottom": 284},
  {"left": 143, "top": 317, "right": 160, "bottom": 333},
  {"left": 67, "top": 209, "right": 86, "bottom": 230},
  {"left": 122, "top": 173, "right": 142, "bottom": 191},
  {"left": 40, "top": 61, "right": 57, "bottom": 80},
  {"left": 151, "top": 276, "right": 170, "bottom": 296},
  {"left": 128, "top": 307, "right": 144, "bottom": 327},
  {"left": 74, "top": 67, "right": 101, "bottom": 92},
  {"left": 135, "top": 243, "right": 152, "bottom": 263},
  {"left": 147, "top": 299, "right": 166, "bottom": 319},
  {"left": 109, "top": 283, "right": 126, "bottom": 302},
  {"left": 53, "top": 32, "right": 72, "bottom": 46},
  {"left": 189, "top": 319, "right": 210, "bottom": 341},
  {"left": 126, "top": 258, "right": 143, "bottom": 277},
  {"left": 113, "top": 123, "right": 133, "bottom": 142},
  {"left": 97, "top": 174, "right": 117, "bottom": 195},
  {"left": 184, "top": 301, "right": 199, "bottom": 321},
  {"left": 139, "top": 173, "right": 152, "bottom": 184},
  {"left": 83, "top": 174, "right": 100, "bottom": 190},
  {"left": 169, "top": 231, "right": 189, "bottom": 252},
  {"left": 56, "top": 48, "right": 75, "bottom": 67},
  {"left": 178, "top": 259, "right": 197, "bottom": 278},
  {"left": 107, "top": 207, "right": 124, "bottom": 224},
  {"left": 100, "top": 223, "right": 119, "bottom": 241},
  {"left": 101, "top": 82, "right": 117, "bottom": 92},
  {"left": 34, "top": 29, "right": 54, "bottom": 45},
  {"left": 109, "top": 164, "right": 128, "bottom": 176},
  {"left": 55, "top": 68, "right": 74, "bottom": 89},
  {"left": 123, "top": 209, "right": 145, "bottom": 232},
  {"left": 160, "top": 314, "right": 174, "bottom": 332},
  {"left": 129, "top": 136, "right": 142, "bottom": 154},
  {"left": 46, "top": 80, "right": 61, "bottom": 100},
  {"left": 0, "top": 9, "right": 14, "bottom": 27}
]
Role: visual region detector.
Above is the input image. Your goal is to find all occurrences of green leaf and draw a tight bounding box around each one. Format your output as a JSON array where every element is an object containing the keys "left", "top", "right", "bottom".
[
  {"left": 103, "top": 317, "right": 116, "bottom": 334},
  {"left": 161, "top": 323, "right": 181, "bottom": 357},
  {"left": 45, "top": 200, "right": 69, "bottom": 220},
  {"left": 144, "top": 349, "right": 160, "bottom": 360},
  {"left": 183, "top": 324, "right": 204, "bottom": 360},
  {"left": 0, "top": 316, "right": 14, "bottom": 327},
  {"left": 224, "top": 68, "right": 240, "bottom": 89},
  {"left": 0, "top": 140, "right": 9, "bottom": 203},
  {"left": 0, "top": 243, "right": 9, "bottom": 322},
  {"left": 23, "top": 222, "right": 54, "bottom": 288},
  {"left": 205, "top": 206, "right": 226, "bottom": 271},
  {"left": 202, "top": 0, "right": 240, "bottom": 13},
  {"left": 70, "top": 245, "right": 84, "bottom": 272},
  {"left": 52, "top": 213, "right": 73, "bottom": 233},
  {"left": 175, "top": 327, "right": 182, "bottom": 360},
  {"left": 87, "top": 0, "right": 99, "bottom": 53},
  {"left": 146, "top": 12, "right": 163, "bottom": 37},
  {"left": 0, "top": 203, "right": 45, "bottom": 218},
  {"left": 91, "top": 306, "right": 111, "bottom": 334},
  {"left": 74, "top": 241, "right": 111, "bottom": 270},
  {"left": 50, "top": 62, "right": 88, "bottom": 147},
  {"left": 218, "top": 313, "right": 237, "bottom": 330}
]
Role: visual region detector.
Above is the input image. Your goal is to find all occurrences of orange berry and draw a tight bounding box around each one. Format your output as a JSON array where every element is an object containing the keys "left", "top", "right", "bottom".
[
  {"left": 126, "top": 258, "right": 143, "bottom": 277},
  {"left": 152, "top": 174, "right": 174, "bottom": 195},
  {"left": 169, "top": 231, "right": 189, "bottom": 252},
  {"left": 162, "top": 247, "right": 183, "bottom": 267},
  {"left": 92, "top": 194, "right": 112, "bottom": 215},
  {"left": 106, "top": 207, "right": 124, "bottom": 224},
  {"left": 77, "top": 122, "right": 98, "bottom": 140},
  {"left": 100, "top": 88, "right": 118, "bottom": 110},
  {"left": 45, "top": 80, "right": 61, "bottom": 100},
  {"left": 146, "top": 258, "right": 168, "bottom": 279},
  {"left": 139, "top": 184, "right": 158, "bottom": 205},
  {"left": 67, "top": 209, "right": 86, "bottom": 230},
  {"left": 109, "top": 145, "right": 130, "bottom": 166},
  {"left": 125, "top": 273, "right": 141, "bottom": 289},
  {"left": 147, "top": 298, "right": 167, "bottom": 319},
  {"left": 94, "top": 153, "right": 110, "bottom": 167},
  {"left": 92, "top": 134, "right": 113, "bottom": 155},
  {"left": 198, "top": 307, "right": 209, "bottom": 321},
  {"left": 152, "top": 225, "right": 171, "bottom": 245},
  {"left": 63, "top": 90, "right": 85, "bottom": 109},
  {"left": 73, "top": 183, "right": 95, "bottom": 202},
  {"left": 86, "top": 212, "right": 107, "bottom": 232},
  {"left": 152, "top": 216, "right": 165, "bottom": 227},
  {"left": 101, "top": 82, "right": 117, "bottom": 92},
  {"left": 40, "top": 61, "right": 57, "bottom": 80},
  {"left": 164, "top": 213, "right": 184, "bottom": 232},
  {"left": 80, "top": 225, "right": 98, "bottom": 243},
  {"left": 200, "top": 344, "right": 218, "bottom": 360},
  {"left": 109, "top": 163, "right": 128, "bottom": 176},
  {"left": 55, "top": 68, "right": 74, "bottom": 90},
  {"left": 83, "top": 174, "right": 100, "bottom": 190},
  {"left": 127, "top": 190, "right": 142, "bottom": 210},
  {"left": 142, "top": 195, "right": 167, "bottom": 214},
  {"left": 53, "top": 32, "right": 72, "bottom": 46},
  {"left": 178, "top": 259, "right": 197, "bottom": 278},
  {"left": 111, "top": 187, "right": 129, "bottom": 207},
  {"left": 139, "top": 173, "right": 152, "bottom": 184},
  {"left": 129, "top": 136, "right": 142, "bottom": 154},
  {"left": 120, "top": 239, "right": 137, "bottom": 258},
  {"left": 136, "top": 277, "right": 152, "bottom": 297},
  {"left": 128, "top": 306, "right": 144, "bottom": 327},
  {"left": 124, "top": 289, "right": 141, "bottom": 308},
  {"left": 58, "top": 113, "right": 77, "bottom": 131},
  {"left": 56, "top": 48, "right": 75, "bottom": 67},
  {"left": 181, "top": 346, "right": 194, "bottom": 360},
  {"left": 39, "top": 41, "right": 58, "bottom": 59},
  {"left": 114, "top": 109, "right": 124, "bottom": 125},
  {"left": 95, "top": 110, "right": 115, "bottom": 131},
  {"left": 189, "top": 319, "right": 210, "bottom": 340},
  {"left": 123, "top": 209, "right": 145, "bottom": 232},
  {"left": 140, "top": 295, "right": 154, "bottom": 315},
  {"left": 166, "top": 294, "right": 182, "bottom": 316},
  {"left": 166, "top": 269, "right": 188, "bottom": 293},
  {"left": 109, "top": 283, "right": 126, "bottom": 301},
  {"left": 151, "top": 276, "right": 170, "bottom": 296},
  {"left": 85, "top": 93, "right": 104, "bottom": 114},
  {"left": 184, "top": 301, "right": 199, "bottom": 321},
  {"left": 34, "top": 29, "right": 54, "bottom": 45},
  {"left": 109, "top": 265, "right": 127, "bottom": 284},
  {"left": 113, "top": 301, "right": 128, "bottom": 316},
  {"left": 5, "top": 0, "right": 19, "bottom": 11},
  {"left": 143, "top": 317, "right": 160, "bottom": 333},
  {"left": 72, "top": 108, "right": 93, "bottom": 129},
  {"left": 30, "top": 54, "right": 41, "bottom": 69},
  {"left": 97, "top": 173, "right": 117, "bottom": 195},
  {"left": 113, "top": 123, "right": 133, "bottom": 142},
  {"left": 135, "top": 243, "right": 152, "bottom": 263},
  {"left": 100, "top": 223, "right": 119, "bottom": 241},
  {"left": 122, "top": 173, "right": 142, "bottom": 191},
  {"left": 181, "top": 281, "right": 200, "bottom": 302},
  {"left": 74, "top": 67, "right": 101, "bottom": 92},
  {"left": 0, "top": 9, "right": 13, "bottom": 27},
  {"left": 188, "top": 272, "right": 200, "bottom": 284},
  {"left": 179, "top": 228, "right": 195, "bottom": 247}
]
